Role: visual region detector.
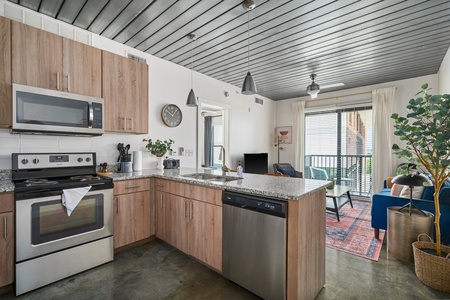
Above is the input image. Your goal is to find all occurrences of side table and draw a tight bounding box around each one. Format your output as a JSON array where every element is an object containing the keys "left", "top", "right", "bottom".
[{"left": 387, "top": 206, "right": 434, "bottom": 262}]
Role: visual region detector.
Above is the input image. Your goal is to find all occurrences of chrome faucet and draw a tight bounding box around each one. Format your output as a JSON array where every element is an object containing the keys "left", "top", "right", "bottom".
[{"left": 218, "top": 146, "right": 229, "bottom": 175}]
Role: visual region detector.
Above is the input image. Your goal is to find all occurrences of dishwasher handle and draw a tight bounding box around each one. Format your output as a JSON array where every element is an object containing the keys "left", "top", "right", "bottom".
[{"left": 222, "top": 191, "right": 287, "bottom": 218}]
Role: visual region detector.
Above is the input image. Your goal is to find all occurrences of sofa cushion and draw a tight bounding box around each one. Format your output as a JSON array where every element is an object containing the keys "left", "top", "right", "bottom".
[
  {"left": 422, "top": 186, "right": 435, "bottom": 201},
  {"left": 399, "top": 185, "right": 425, "bottom": 199}
]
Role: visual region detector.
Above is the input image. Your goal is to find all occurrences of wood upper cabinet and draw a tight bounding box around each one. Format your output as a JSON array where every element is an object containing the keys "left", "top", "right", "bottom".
[
  {"left": 113, "top": 179, "right": 152, "bottom": 249},
  {"left": 0, "top": 17, "right": 12, "bottom": 128},
  {"left": 102, "top": 50, "right": 149, "bottom": 134},
  {"left": 0, "top": 193, "right": 14, "bottom": 287},
  {"left": 11, "top": 21, "right": 101, "bottom": 97}
]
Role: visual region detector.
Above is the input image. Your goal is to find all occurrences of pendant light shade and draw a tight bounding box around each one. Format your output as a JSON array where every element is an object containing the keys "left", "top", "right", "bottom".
[
  {"left": 241, "top": 0, "right": 257, "bottom": 95},
  {"left": 186, "top": 88, "right": 197, "bottom": 107},
  {"left": 186, "top": 33, "right": 198, "bottom": 107},
  {"left": 242, "top": 71, "right": 256, "bottom": 95}
]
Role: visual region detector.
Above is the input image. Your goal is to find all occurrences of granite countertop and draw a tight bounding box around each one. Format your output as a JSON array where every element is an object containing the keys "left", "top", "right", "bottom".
[
  {"left": 0, "top": 170, "right": 14, "bottom": 193},
  {"left": 0, "top": 167, "right": 330, "bottom": 200},
  {"left": 107, "top": 167, "right": 330, "bottom": 201}
]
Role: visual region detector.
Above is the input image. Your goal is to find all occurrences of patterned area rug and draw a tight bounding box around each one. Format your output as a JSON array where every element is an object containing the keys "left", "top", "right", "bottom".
[{"left": 326, "top": 200, "right": 385, "bottom": 261}]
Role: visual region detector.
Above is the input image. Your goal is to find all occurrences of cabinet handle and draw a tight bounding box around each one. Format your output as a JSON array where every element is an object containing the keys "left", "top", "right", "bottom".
[
  {"left": 3, "top": 216, "right": 6, "bottom": 239},
  {"left": 116, "top": 197, "right": 119, "bottom": 214},
  {"left": 184, "top": 200, "right": 188, "bottom": 219},
  {"left": 120, "top": 117, "right": 126, "bottom": 130},
  {"left": 156, "top": 184, "right": 164, "bottom": 187},
  {"left": 56, "top": 72, "right": 60, "bottom": 90},
  {"left": 127, "top": 117, "right": 133, "bottom": 131},
  {"left": 190, "top": 201, "right": 193, "bottom": 219},
  {"left": 160, "top": 194, "right": 164, "bottom": 209},
  {"left": 67, "top": 74, "right": 71, "bottom": 92},
  {"left": 125, "top": 185, "right": 141, "bottom": 189}
]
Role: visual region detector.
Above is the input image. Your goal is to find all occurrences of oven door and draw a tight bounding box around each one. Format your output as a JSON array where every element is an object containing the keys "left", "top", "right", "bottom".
[{"left": 16, "top": 188, "right": 113, "bottom": 262}]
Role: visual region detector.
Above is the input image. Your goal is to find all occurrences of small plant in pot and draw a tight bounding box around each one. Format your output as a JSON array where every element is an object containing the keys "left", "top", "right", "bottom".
[
  {"left": 143, "top": 138, "right": 174, "bottom": 169},
  {"left": 391, "top": 83, "right": 450, "bottom": 292}
]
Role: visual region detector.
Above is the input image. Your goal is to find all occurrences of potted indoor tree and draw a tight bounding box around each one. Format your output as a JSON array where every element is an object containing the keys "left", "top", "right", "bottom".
[
  {"left": 391, "top": 83, "right": 450, "bottom": 292},
  {"left": 143, "top": 138, "right": 174, "bottom": 169}
]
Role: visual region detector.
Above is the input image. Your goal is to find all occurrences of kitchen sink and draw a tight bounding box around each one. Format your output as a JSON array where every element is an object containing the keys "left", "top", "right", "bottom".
[{"left": 182, "top": 173, "right": 241, "bottom": 182}]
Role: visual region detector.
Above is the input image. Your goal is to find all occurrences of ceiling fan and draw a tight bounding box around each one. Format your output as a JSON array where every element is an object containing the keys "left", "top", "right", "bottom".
[{"left": 306, "top": 73, "right": 345, "bottom": 99}]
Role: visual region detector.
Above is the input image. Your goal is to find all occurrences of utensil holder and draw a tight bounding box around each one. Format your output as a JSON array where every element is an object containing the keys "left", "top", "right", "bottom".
[{"left": 120, "top": 162, "right": 132, "bottom": 173}]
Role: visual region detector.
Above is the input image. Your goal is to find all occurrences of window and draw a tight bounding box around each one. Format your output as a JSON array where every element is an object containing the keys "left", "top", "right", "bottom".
[{"left": 304, "top": 107, "right": 372, "bottom": 197}]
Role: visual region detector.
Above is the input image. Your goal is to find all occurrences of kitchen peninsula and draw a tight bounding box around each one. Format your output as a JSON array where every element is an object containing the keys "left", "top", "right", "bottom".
[{"left": 109, "top": 168, "right": 329, "bottom": 300}]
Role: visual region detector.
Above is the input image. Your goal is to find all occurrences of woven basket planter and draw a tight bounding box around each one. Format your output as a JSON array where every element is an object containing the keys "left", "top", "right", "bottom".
[{"left": 412, "top": 235, "right": 450, "bottom": 293}]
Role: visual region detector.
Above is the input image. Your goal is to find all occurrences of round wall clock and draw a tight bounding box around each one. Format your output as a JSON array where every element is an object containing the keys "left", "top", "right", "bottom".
[{"left": 161, "top": 104, "right": 182, "bottom": 127}]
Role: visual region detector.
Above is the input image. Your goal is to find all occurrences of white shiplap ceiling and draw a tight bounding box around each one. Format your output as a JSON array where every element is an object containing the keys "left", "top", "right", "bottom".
[{"left": 8, "top": 0, "right": 450, "bottom": 100}]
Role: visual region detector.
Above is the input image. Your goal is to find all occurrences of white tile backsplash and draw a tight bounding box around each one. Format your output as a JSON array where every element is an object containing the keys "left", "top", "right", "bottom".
[{"left": 0, "top": 131, "right": 144, "bottom": 169}]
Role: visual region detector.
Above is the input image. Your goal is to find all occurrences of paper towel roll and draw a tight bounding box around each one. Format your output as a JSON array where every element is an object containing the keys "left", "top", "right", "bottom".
[{"left": 133, "top": 151, "right": 143, "bottom": 171}]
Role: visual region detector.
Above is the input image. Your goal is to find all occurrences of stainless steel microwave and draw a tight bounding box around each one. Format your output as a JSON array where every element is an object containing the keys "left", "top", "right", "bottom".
[{"left": 12, "top": 84, "right": 104, "bottom": 136}]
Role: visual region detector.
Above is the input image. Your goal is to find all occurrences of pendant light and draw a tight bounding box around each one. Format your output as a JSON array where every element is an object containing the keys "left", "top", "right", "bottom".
[
  {"left": 186, "top": 33, "right": 198, "bottom": 107},
  {"left": 241, "top": 0, "right": 257, "bottom": 95}
]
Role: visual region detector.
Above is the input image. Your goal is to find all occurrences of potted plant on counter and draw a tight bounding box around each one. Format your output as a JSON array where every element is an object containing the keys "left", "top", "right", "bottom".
[
  {"left": 391, "top": 83, "right": 450, "bottom": 293},
  {"left": 143, "top": 138, "right": 174, "bottom": 170}
]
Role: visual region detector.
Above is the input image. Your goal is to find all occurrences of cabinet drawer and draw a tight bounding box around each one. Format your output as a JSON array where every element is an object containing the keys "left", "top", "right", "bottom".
[
  {"left": 155, "top": 179, "right": 190, "bottom": 197},
  {"left": 190, "top": 185, "right": 222, "bottom": 206},
  {"left": 114, "top": 178, "right": 150, "bottom": 195},
  {"left": 0, "top": 192, "right": 14, "bottom": 213}
]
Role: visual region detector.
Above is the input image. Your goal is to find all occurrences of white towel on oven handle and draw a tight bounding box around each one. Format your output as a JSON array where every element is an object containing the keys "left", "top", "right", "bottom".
[{"left": 62, "top": 186, "right": 92, "bottom": 216}]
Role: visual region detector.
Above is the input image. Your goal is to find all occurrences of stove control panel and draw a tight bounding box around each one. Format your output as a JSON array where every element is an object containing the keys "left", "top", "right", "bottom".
[{"left": 13, "top": 153, "right": 96, "bottom": 170}]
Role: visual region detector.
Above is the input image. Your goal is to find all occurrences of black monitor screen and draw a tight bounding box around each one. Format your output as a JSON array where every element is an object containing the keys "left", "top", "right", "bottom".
[{"left": 244, "top": 153, "right": 268, "bottom": 174}]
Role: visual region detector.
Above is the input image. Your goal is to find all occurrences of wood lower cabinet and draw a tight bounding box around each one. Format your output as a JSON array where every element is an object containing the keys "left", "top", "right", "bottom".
[
  {"left": 113, "top": 179, "right": 152, "bottom": 249},
  {"left": 11, "top": 20, "right": 101, "bottom": 97},
  {"left": 155, "top": 179, "right": 222, "bottom": 271},
  {"left": 102, "top": 50, "right": 149, "bottom": 134},
  {"left": 0, "top": 193, "right": 14, "bottom": 287}
]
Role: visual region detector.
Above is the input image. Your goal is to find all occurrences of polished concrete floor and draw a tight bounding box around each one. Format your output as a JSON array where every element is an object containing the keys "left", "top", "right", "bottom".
[{"left": 4, "top": 239, "right": 450, "bottom": 300}]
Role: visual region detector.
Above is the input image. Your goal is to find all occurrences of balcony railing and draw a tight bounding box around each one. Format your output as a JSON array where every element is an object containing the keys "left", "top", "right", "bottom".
[{"left": 305, "top": 154, "right": 372, "bottom": 197}]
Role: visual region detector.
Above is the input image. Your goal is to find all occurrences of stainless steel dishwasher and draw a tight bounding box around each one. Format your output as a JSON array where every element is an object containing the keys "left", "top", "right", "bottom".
[{"left": 222, "top": 191, "right": 287, "bottom": 300}]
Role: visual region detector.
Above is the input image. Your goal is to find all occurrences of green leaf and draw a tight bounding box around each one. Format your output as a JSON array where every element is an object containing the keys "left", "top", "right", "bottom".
[{"left": 421, "top": 83, "right": 429, "bottom": 90}]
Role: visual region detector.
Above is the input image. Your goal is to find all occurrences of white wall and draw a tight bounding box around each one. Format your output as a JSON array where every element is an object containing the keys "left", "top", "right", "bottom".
[
  {"left": 275, "top": 74, "right": 439, "bottom": 173},
  {"left": 0, "top": 2, "right": 275, "bottom": 170},
  {"left": 439, "top": 46, "right": 450, "bottom": 94}
]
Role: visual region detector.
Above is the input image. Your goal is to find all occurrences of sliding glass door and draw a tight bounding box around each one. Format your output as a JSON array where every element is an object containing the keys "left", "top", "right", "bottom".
[{"left": 304, "top": 107, "right": 372, "bottom": 197}]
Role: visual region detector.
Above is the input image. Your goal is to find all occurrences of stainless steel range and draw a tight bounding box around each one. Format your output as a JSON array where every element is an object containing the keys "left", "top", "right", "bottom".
[{"left": 12, "top": 152, "right": 114, "bottom": 296}]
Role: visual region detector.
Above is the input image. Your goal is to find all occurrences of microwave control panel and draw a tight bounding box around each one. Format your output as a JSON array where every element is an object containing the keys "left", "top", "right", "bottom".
[{"left": 92, "top": 102, "right": 103, "bottom": 129}]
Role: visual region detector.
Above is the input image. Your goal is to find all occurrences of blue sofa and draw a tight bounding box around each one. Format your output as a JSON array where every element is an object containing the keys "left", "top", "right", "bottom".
[{"left": 371, "top": 181, "right": 450, "bottom": 245}]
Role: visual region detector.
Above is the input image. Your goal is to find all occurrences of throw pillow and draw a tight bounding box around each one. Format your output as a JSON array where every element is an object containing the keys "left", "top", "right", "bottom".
[
  {"left": 279, "top": 167, "right": 296, "bottom": 177},
  {"left": 386, "top": 177, "right": 394, "bottom": 188},
  {"left": 391, "top": 183, "right": 404, "bottom": 196},
  {"left": 399, "top": 185, "right": 425, "bottom": 199}
]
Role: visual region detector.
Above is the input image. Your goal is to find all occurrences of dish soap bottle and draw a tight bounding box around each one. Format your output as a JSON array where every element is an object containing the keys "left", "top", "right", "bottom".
[{"left": 237, "top": 161, "right": 243, "bottom": 178}]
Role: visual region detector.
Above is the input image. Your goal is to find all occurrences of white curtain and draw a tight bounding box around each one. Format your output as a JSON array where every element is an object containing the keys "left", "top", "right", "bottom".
[
  {"left": 292, "top": 101, "right": 306, "bottom": 173},
  {"left": 372, "top": 87, "right": 396, "bottom": 195}
]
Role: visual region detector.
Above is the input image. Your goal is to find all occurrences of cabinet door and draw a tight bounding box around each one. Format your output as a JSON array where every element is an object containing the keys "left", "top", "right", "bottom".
[
  {"left": 164, "top": 194, "right": 189, "bottom": 254},
  {"left": 63, "top": 38, "right": 102, "bottom": 97},
  {"left": 11, "top": 21, "right": 63, "bottom": 91},
  {"left": 189, "top": 200, "right": 222, "bottom": 271},
  {"left": 102, "top": 50, "right": 148, "bottom": 133},
  {"left": 114, "top": 191, "right": 151, "bottom": 249},
  {"left": 0, "top": 17, "right": 11, "bottom": 128},
  {"left": 155, "top": 190, "right": 166, "bottom": 241},
  {"left": 0, "top": 212, "right": 14, "bottom": 287}
]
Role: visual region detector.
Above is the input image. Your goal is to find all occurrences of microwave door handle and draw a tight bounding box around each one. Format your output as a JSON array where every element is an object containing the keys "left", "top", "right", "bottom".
[{"left": 88, "top": 102, "right": 93, "bottom": 128}]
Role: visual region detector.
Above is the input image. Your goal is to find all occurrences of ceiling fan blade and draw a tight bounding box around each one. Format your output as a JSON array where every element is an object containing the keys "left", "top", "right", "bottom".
[{"left": 321, "top": 83, "right": 345, "bottom": 89}]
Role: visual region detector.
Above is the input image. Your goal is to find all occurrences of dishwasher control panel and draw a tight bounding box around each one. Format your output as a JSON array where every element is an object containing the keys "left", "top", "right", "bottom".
[{"left": 222, "top": 191, "right": 287, "bottom": 217}]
